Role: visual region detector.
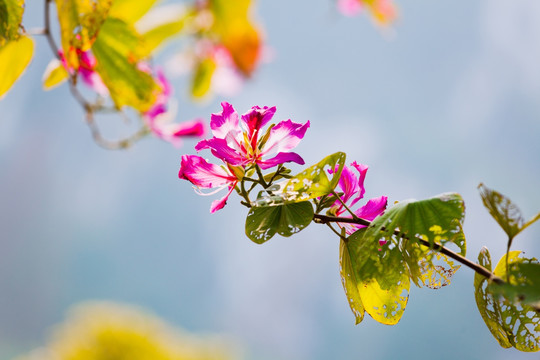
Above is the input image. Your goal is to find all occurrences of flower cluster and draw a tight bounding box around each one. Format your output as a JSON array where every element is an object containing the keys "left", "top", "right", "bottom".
[
  {"left": 328, "top": 161, "right": 388, "bottom": 235},
  {"left": 179, "top": 102, "right": 310, "bottom": 212}
]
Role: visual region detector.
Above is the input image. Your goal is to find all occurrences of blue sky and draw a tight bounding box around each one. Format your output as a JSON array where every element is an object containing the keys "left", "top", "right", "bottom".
[{"left": 1, "top": 0, "right": 539, "bottom": 359}]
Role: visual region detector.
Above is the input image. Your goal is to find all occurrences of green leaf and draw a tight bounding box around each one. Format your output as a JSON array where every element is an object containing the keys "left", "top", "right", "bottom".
[
  {"left": 108, "top": 0, "right": 158, "bottom": 24},
  {"left": 478, "top": 183, "right": 540, "bottom": 240},
  {"left": 0, "top": 36, "right": 33, "bottom": 99},
  {"left": 345, "top": 229, "right": 410, "bottom": 325},
  {"left": 489, "top": 261, "right": 540, "bottom": 310},
  {"left": 475, "top": 248, "right": 540, "bottom": 352},
  {"left": 42, "top": 59, "right": 69, "bottom": 90},
  {"left": 245, "top": 201, "right": 314, "bottom": 244},
  {"left": 253, "top": 152, "right": 347, "bottom": 206},
  {"left": 340, "top": 230, "right": 366, "bottom": 325},
  {"left": 0, "top": 0, "right": 24, "bottom": 46},
  {"left": 55, "top": 0, "right": 112, "bottom": 68},
  {"left": 137, "top": 6, "right": 193, "bottom": 57},
  {"left": 92, "top": 17, "right": 157, "bottom": 111},
  {"left": 191, "top": 57, "right": 216, "bottom": 99},
  {"left": 358, "top": 193, "right": 466, "bottom": 287}
]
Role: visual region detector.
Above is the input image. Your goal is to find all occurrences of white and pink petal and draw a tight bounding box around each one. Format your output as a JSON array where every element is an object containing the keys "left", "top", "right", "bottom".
[
  {"left": 210, "top": 102, "right": 240, "bottom": 139},
  {"left": 260, "top": 120, "right": 310, "bottom": 157},
  {"left": 178, "top": 155, "right": 237, "bottom": 188}
]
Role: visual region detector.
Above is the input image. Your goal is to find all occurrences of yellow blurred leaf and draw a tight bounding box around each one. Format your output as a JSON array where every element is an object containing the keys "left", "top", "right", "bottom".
[
  {"left": 55, "top": 0, "right": 112, "bottom": 68},
  {"left": 42, "top": 58, "right": 69, "bottom": 90},
  {"left": 191, "top": 57, "right": 216, "bottom": 98},
  {"left": 108, "top": 0, "right": 158, "bottom": 24},
  {"left": 209, "top": 0, "right": 261, "bottom": 76},
  {"left": 0, "top": 35, "right": 34, "bottom": 99},
  {"left": 0, "top": 0, "right": 24, "bottom": 46},
  {"left": 138, "top": 5, "right": 192, "bottom": 57},
  {"left": 92, "top": 17, "right": 157, "bottom": 111}
]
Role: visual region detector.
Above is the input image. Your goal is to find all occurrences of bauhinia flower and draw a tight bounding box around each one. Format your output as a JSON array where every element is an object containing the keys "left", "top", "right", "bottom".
[
  {"left": 178, "top": 154, "right": 241, "bottom": 213},
  {"left": 142, "top": 67, "right": 207, "bottom": 146},
  {"left": 195, "top": 102, "right": 310, "bottom": 170},
  {"left": 329, "top": 161, "right": 388, "bottom": 235}
]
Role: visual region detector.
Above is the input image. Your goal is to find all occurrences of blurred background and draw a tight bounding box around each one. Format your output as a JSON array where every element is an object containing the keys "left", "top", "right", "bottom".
[{"left": 1, "top": 0, "right": 540, "bottom": 359}]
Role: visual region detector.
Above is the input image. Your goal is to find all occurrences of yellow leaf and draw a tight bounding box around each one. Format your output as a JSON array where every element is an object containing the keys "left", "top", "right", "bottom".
[
  {"left": 358, "top": 264, "right": 410, "bottom": 325},
  {"left": 42, "top": 58, "right": 69, "bottom": 90},
  {"left": 191, "top": 57, "right": 216, "bottom": 98},
  {"left": 0, "top": 0, "right": 25, "bottom": 46},
  {"left": 109, "top": 0, "right": 159, "bottom": 24},
  {"left": 209, "top": 0, "right": 261, "bottom": 76},
  {"left": 137, "top": 5, "right": 192, "bottom": 57},
  {"left": 0, "top": 35, "right": 34, "bottom": 99},
  {"left": 339, "top": 238, "right": 365, "bottom": 324},
  {"left": 92, "top": 17, "right": 157, "bottom": 111},
  {"left": 55, "top": 0, "right": 112, "bottom": 68}
]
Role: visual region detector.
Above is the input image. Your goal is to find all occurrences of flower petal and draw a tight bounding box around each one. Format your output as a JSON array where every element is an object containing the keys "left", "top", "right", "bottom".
[
  {"left": 241, "top": 105, "right": 276, "bottom": 144},
  {"left": 337, "top": 0, "right": 362, "bottom": 16},
  {"left": 354, "top": 195, "right": 388, "bottom": 223},
  {"left": 260, "top": 120, "right": 310, "bottom": 157},
  {"left": 335, "top": 163, "right": 361, "bottom": 204},
  {"left": 171, "top": 119, "right": 206, "bottom": 137},
  {"left": 178, "top": 155, "right": 237, "bottom": 188},
  {"left": 151, "top": 118, "right": 206, "bottom": 147},
  {"left": 195, "top": 137, "right": 246, "bottom": 166},
  {"left": 209, "top": 182, "right": 237, "bottom": 213},
  {"left": 258, "top": 151, "right": 305, "bottom": 170},
  {"left": 210, "top": 102, "right": 239, "bottom": 138},
  {"left": 79, "top": 67, "right": 109, "bottom": 96},
  {"left": 348, "top": 161, "right": 368, "bottom": 208}
]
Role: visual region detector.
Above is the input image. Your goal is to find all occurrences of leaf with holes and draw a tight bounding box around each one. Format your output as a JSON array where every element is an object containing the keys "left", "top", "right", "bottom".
[
  {"left": 55, "top": 0, "right": 112, "bottom": 68},
  {"left": 419, "top": 248, "right": 460, "bottom": 289},
  {"left": 478, "top": 183, "right": 540, "bottom": 240},
  {"left": 345, "top": 228, "right": 410, "bottom": 325},
  {"left": 92, "top": 17, "right": 157, "bottom": 112},
  {"left": 340, "top": 229, "right": 366, "bottom": 325},
  {"left": 0, "top": 0, "right": 24, "bottom": 46},
  {"left": 0, "top": 36, "right": 34, "bottom": 99},
  {"left": 489, "top": 262, "right": 540, "bottom": 311},
  {"left": 245, "top": 201, "right": 314, "bottom": 244},
  {"left": 475, "top": 248, "right": 540, "bottom": 352},
  {"left": 253, "top": 152, "right": 346, "bottom": 206},
  {"left": 356, "top": 193, "right": 466, "bottom": 288}
]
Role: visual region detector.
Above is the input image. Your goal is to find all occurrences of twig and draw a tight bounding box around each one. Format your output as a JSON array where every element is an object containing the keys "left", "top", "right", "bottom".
[{"left": 313, "top": 213, "right": 504, "bottom": 284}]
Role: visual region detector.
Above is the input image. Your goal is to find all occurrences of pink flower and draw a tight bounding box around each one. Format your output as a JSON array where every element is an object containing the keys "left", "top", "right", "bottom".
[
  {"left": 59, "top": 49, "right": 108, "bottom": 96},
  {"left": 337, "top": 0, "right": 362, "bottom": 16},
  {"left": 329, "top": 161, "right": 387, "bottom": 235},
  {"left": 178, "top": 154, "right": 240, "bottom": 213},
  {"left": 143, "top": 68, "right": 207, "bottom": 146},
  {"left": 195, "top": 102, "right": 310, "bottom": 170},
  {"left": 337, "top": 0, "right": 397, "bottom": 24}
]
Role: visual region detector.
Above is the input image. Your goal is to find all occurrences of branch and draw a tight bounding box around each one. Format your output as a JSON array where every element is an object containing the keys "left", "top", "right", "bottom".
[
  {"left": 43, "top": 0, "right": 150, "bottom": 150},
  {"left": 313, "top": 213, "right": 504, "bottom": 284}
]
